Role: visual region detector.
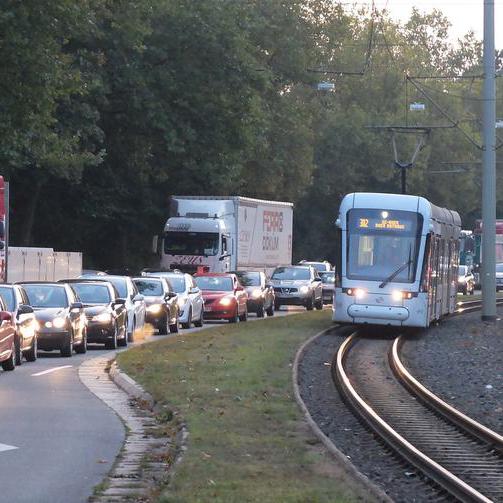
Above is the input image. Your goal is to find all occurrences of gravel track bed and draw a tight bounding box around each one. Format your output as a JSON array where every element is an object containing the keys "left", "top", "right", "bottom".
[
  {"left": 400, "top": 307, "right": 503, "bottom": 435},
  {"left": 298, "top": 327, "right": 452, "bottom": 502}
]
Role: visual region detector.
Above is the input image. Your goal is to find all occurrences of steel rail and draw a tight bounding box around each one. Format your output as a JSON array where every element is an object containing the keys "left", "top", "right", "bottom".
[
  {"left": 334, "top": 334, "right": 495, "bottom": 503},
  {"left": 391, "top": 337, "right": 503, "bottom": 453}
]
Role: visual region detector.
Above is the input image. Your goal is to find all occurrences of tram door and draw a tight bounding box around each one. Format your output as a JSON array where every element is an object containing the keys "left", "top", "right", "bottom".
[
  {"left": 430, "top": 236, "right": 439, "bottom": 320},
  {"left": 441, "top": 239, "right": 450, "bottom": 315}
]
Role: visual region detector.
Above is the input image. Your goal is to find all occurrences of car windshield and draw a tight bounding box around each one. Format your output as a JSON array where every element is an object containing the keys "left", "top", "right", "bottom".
[
  {"left": 134, "top": 280, "right": 163, "bottom": 296},
  {"left": 235, "top": 272, "right": 260, "bottom": 287},
  {"left": 0, "top": 287, "right": 15, "bottom": 311},
  {"left": 71, "top": 283, "right": 111, "bottom": 304},
  {"left": 164, "top": 231, "right": 219, "bottom": 256},
  {"left": 162, "top": 276, "right": 186, "bottom": 293},
  {"left": 347, "top": 209, "right": 422, "bottom": 283},
  {"left": 24, "top": 285, "right": 68, "bottom": 308},
  {"left": 272, "top": 267, "right": 310, "bottom": 280},
  {"left": 195, "top": 276, "right": 233, "bottom": 291},
  {"left": 458, "top": 266, "right": 468, "bottom": 276},
  {"left": 319, "top": 272, "right": 335, "bottom": 284},
  {"left": 496, "top": 264, "right": 503, "bottom": 273},
  {"left": 100, "top": 277, "right": 127, "bottom": 298}
]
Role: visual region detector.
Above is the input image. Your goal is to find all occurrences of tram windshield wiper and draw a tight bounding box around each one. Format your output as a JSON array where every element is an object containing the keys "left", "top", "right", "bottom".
[{"left": 379, "top": 258, "right": 413, "bottom": 288}]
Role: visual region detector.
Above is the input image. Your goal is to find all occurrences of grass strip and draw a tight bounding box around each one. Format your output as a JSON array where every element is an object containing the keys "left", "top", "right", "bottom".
[{"left": 118, "top": 310, "right": 358, "bottom": 502}]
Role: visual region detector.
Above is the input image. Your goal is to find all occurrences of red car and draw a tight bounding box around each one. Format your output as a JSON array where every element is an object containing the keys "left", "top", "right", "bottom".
[
  {"left": 0, "top": 297, "right": 16, "bottom": 371},
  {"left": 194, "top": 273, "right": 248, "bottom": 323}
]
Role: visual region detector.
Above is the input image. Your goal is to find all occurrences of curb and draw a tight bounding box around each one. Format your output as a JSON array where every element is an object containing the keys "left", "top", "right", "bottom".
[
  {"left": 292, "top": 326, "right": 393, "bottom": 503},
  {"left": 108, "top": 360, "right": 154, "bottom": 408}
]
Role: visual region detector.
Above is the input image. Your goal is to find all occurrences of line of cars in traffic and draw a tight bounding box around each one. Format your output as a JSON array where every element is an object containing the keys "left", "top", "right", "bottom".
[{"left": 0, "top": 261, "right": 335, "bottom": 372}]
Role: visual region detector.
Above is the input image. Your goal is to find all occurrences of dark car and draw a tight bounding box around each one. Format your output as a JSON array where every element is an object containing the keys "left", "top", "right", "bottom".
[
  {"left": 233, "top": 271, "right": 275, "bottom": 317},
  {"left": 0, "top": 297, "right": 16, "bottom": 371},
  {"left": 20, "top": 282, "right": 87, "bottom": 357},
  {"left": 132, "top": 277, "right": 179, "bottom": 334},
  {"left": 61, "top": 280, "right": 127, "bottom": 349},
  {"left": 0, "top": 284, "right": 38, "bottom": 364},
  {"left": 319, "top": 271, "right": 335, "bottom": 304},
  {"left": 194, "top": 273, "right": 248, "bottom": 323}
]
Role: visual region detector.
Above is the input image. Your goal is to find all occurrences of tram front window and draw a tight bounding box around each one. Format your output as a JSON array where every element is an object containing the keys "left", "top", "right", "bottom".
[{"left": 347, "top": 209, "right": 423, "bottom": 283}]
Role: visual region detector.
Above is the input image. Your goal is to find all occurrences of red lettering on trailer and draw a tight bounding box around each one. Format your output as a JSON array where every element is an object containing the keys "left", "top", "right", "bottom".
[{"left": 263, "top": 211, "right": 283, "bottom": 233}]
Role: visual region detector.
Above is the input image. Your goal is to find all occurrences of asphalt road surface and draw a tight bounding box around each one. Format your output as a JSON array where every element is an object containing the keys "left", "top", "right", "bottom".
[{"left": 0, "top": 306, "right": 306, "bottom": 503}]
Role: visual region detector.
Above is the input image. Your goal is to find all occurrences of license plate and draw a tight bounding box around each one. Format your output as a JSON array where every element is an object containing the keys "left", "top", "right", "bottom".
[{"left": 204, "top": 306, "right": 213, "bottom": 312}]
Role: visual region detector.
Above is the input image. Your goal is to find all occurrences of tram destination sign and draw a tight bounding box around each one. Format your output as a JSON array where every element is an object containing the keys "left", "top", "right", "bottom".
[{"left": 358, "top": 217, "right": 413, "bottom": 232}]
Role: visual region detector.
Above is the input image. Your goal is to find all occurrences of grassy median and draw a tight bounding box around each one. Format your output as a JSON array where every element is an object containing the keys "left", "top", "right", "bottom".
[{"left": 117, "top": 311, "right": 358, "bottom": 503}]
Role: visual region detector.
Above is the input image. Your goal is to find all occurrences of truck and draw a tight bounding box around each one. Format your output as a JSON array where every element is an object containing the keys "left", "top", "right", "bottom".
[{"left": 153, "top": 196, "right": 293, "bottom": 274}]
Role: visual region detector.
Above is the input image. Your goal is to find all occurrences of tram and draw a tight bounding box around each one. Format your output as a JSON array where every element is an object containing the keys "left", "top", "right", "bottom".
[{"left": 333, "top": 193, "right": 461, "bottom": 328}]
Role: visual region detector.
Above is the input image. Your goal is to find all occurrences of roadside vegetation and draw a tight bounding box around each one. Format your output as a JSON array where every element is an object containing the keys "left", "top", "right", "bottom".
[{"left": 118, "top": 311, "right": 359, "bottom": 502}]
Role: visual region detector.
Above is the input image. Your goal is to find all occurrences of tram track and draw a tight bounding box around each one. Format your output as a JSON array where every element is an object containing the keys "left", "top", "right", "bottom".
[{"left": 333, "top": 300, "right": 503, "bottom": 503}]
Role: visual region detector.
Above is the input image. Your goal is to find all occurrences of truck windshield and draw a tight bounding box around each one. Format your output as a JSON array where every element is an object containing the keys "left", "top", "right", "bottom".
[
  {"left": 347, "top": 209, "right": 422, "bottom": 283},
  {"left": 164, "top": 232, "right": 219, "bottom": 256}
]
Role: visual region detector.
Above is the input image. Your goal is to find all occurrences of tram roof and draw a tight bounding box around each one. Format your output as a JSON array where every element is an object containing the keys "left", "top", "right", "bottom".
[{"left": 340, "top": 192, "right": 461, "bottom": 228}]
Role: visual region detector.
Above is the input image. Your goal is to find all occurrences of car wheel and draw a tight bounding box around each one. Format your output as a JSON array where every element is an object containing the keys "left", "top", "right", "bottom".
[
  {"left": 169, "top": 315, "right": 179, "bottom": 334},
  {"left": 60, "top": 333, "right": 73, "bottom": 357},
  {"left": 239, "top": 307, "right": 248, "bottom": 322},
  {"left": 266, "top": 302, "right": 274, "bottom": 317},
  {"left": 315, "top": 298, "right": 323, "bottom": 310},
  {"left": 75, "top": 328, "right": 87, "bottom": 354},
  {"left": 256, "top": 304, "right": 265, "bottom": 318},
  {"left": 128, "top": 319, "right": 136, "bottom": 343},
  {"left": 305, "top": 295, "right": 314, "bottom": 311},
  {"left": 117, "top": 323, "right": 128, "bottom": 347},
  {"left": 15, "top": 334, "right": 23, "bottom": 366},
  {"left": 181, "top": 308, "right": 192, "bottom": 329},
  {"left": 158, "top": 315, "right": 169, "bottom": 335},
  {"left": 25, "top": 335, "right": 37, "bottom": 362},
  {"left": 193, "top": 308, "right": 204, "bottom": 327},
  {"left": 1, "top": 341, "right": 15, "bottom": 371},
  {"left": 106, "top": 324, "right": 118, "bottom": 350},
  {"left": 274, "top": 300, "right": 281, "bottom": 311},
  {"left": 229, "top": 308, "right": 238, "bottom": 323}
]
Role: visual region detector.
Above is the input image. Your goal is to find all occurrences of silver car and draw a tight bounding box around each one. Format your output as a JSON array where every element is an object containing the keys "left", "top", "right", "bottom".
[
  {"left": 497, "top": 263, "right": 503, "bottom": 291},
  {"left": 142, "top": 271, "right": 204, "bottom": 328},
  {"left": 319, "top": 271, "right": 335, "bottom": 304},
  {"left": 270, "top": 266, "right": 323, "bottom": 311}
]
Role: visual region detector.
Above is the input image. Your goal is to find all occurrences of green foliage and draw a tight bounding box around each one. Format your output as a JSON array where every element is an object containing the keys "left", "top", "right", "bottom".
[{"left": 1, "top": 1, "right": 499, "bottom": 266}]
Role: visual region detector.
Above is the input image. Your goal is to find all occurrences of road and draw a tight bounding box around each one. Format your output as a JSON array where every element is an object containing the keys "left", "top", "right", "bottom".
[{"left": 0, "top": 306, "right": 306, "bottom": 503}]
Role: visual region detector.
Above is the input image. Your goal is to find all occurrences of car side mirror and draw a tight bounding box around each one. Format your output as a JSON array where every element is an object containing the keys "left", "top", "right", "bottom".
[
  {"left": 236, "top": 285, "right": 244, "bottom": 291},
  {"left": 17, "top": 304, "right": 34, "bottom": 316},
  {"left": 189, "top": 287, "right": 200, "bottom": 294},
  {"left": 314, "top": 278, "right": 322, "bottom": 282},
  {"left": 219, "top": 253, "right": 231, "bottom": 261},
  {"left": 70, "top": 302, "right": 83, "bottom": 312},
  {"left": 114, "top": 298, "right": 126, "bottom": 306},
  {"left": 165, "top": 292, "right": 177, "bottom": 299},
  {"left": 133, "top": 294, "right": 144, "bottom": 303},
  {"left": 0, "top": 311, "right": 12, "bottom": 322}
]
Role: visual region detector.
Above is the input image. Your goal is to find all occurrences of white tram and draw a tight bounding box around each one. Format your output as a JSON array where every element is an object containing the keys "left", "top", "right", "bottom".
[{"left": 333, "top": 193, "right": 461, "bottom": 328}]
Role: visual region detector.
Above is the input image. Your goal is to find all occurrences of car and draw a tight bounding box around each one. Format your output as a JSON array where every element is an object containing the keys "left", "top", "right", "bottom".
[
  {"left": 457, "top": 265, "right": 475, "bottom": 295},
  {"left": 298, "top": 260, "right": 333, "bottom": 273},
  {"left": 496, "top": 263, "right": 503, "bottom": 291},
  {"left": 61, "top": 280, "right": 128, "bottom": 349},
  {"left": 0, "top": 284, "right": 38, "bottom": 364},
  {"left": 80, "top": 275, "right": 145, "bottom": 342},
  {"left": 232, "top": 271, "right": 275, "bottom": 317},
  {"left": 194, "top": 273, "right": 248, "bottom": 323},
  {"left": 270, "top": 265, "right": 323, "bottom": 311},
  {"left": 132, "top": 277, "right": 179, "bottom": 334},
  {"left": 79, "top": 269, "right": 107, "bottom": 277},
  {"left": 20, "top": 282, "right": 87, "bottom": 357},
  {"left": 319, "top": 271, "right": 335, "bottom": 304},
  {"left": 142, "top": 271, "right": 204, "bottom": 329},
  {"left": 0, "top": 297, "right": 16, "bottom": 371}
]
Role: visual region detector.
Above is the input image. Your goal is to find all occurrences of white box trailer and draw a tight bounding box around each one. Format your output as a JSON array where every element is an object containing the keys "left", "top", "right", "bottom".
[
  {"left": 156, "top": 196, "right": 293, "bottom": 274},
  {"left": 6, "top": 247, "right": 82, "bottom": 283}
]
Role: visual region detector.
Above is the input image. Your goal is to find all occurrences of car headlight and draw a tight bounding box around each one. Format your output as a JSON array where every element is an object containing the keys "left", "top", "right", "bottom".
[
  {"left": 219, "top": 296, "right": 234, "bottom": 306},
  {"left": 299, "top": 286, "right": 309, "bottom": 294},
  {"left": 45, "top": 317, "right": 66, "bottom": 329},
  {"left": 251, "top": 288, "right": 262, "bottom": 298},
  {"left": 147, "top": 304, "right": 163, "bottom": 314},
  {"left": 457, "top": 278, "right": 464, "bottom": 283},
  {"left": 92, "top": 312, "right": 112, "bottom": 323}
]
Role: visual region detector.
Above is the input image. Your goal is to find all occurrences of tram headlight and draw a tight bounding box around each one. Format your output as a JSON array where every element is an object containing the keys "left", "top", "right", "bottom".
[
  {"left": 345, "top": 288, "right": 366, "bottom": 299},
  {"left": 392, "top": 290, "right": 414, "bottom": 301}
]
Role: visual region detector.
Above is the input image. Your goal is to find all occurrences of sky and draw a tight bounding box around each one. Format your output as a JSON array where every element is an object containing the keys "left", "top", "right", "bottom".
[{"left": 373, "top": 0, "right": 502, "bottom": 49}]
